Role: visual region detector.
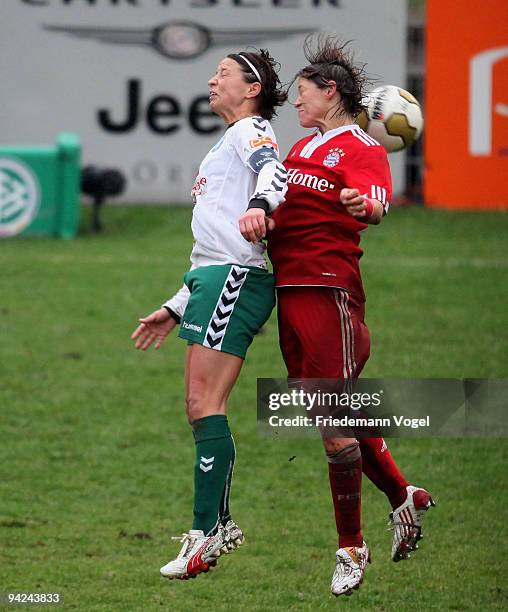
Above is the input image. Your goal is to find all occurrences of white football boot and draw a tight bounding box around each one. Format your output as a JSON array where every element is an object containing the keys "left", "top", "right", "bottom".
[
  {"left": 160, "top": 528, "right": 223, "bottom": 580},
  {"left": 389, "top": 485, "right": 435, "bottom": 562},
  {"left": 220, "top": 519, "right": 244, "bottom": 554},
  {"left": 331, "top": 541, "right": 371, "bottom": 597}
]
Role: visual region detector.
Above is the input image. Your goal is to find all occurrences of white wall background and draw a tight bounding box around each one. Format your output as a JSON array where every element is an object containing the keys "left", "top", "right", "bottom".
[{"left": 1, "top": 0, "right": 407, "bottom": 203}]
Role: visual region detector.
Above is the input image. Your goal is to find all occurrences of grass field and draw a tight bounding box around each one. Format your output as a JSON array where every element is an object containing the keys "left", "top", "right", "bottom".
[{"left": 0, "top": 206, "right": 507, "bottom": 611}]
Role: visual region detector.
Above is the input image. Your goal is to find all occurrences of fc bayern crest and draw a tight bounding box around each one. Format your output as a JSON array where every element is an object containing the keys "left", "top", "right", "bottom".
[{"left": 323, "top": 148, "right": 345, "bottom": 168}]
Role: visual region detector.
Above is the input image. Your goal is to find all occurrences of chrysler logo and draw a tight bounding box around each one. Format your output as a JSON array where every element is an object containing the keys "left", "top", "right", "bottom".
[{"left": 44, "top": 20, "right": 314, "bottom": 60}]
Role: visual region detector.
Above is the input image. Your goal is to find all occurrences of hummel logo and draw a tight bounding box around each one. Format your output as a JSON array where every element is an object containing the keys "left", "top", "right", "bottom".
[
  {"left": 200, "top": 456, "right": 214, "bottom": 472},
  {"left": 183, "top": 321, "right": 203, "bottom": 333}
]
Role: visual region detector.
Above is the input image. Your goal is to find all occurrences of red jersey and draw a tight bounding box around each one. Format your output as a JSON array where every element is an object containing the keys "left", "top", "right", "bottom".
[{"left": 268, "top": 125, "right": 392, "bottom": 302}]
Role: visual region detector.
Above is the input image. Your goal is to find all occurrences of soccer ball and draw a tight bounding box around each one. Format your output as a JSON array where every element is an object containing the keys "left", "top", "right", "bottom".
[{"left": 356, "top": 85, "right": 423, "bottom": 153}]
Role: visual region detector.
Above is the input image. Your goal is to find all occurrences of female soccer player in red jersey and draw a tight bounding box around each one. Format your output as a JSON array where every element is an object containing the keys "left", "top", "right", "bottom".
[{"left": 240, "top": 36, "right": 434, "bottom": 597}]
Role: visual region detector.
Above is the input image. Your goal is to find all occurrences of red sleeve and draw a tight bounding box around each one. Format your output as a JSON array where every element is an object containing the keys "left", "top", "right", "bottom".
[{"left": 340, "top": 146, "right": 393, "bottom": 213}]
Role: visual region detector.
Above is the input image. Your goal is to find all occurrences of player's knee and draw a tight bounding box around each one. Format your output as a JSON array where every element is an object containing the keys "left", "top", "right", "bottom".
[
  {"left": 186, "top": 391, "right": 223, "bottom": 423},
  {"left": 185, "top": 393, "right": 204, "bottom": 423},
  {"left": 325, "top": 440, "right": 360, "bottom": 463}
]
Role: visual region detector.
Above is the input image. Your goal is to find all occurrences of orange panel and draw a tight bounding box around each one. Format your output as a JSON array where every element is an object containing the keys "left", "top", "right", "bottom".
[{"left": 424, "top": 0, "right": 508, "bottom": 209}]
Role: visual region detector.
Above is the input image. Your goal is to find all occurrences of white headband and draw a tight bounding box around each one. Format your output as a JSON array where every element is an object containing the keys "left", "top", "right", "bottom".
[{"left": 238, "top": 54, "right": 262, "bottom": 86}]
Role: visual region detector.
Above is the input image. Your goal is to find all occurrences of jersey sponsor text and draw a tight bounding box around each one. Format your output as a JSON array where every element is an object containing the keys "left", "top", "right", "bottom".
[{"left": 286, "top": 168, "right": 335, "bottom": 192}]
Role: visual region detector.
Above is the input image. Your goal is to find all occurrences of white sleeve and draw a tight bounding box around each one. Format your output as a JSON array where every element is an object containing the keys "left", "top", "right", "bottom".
[
  {"left": 162, "top": 284, "right": 190, "bottom": 321},
  {"left": 249, "top": 158, "right": 287, "bottom": 212},
  {"left": 231, "top": 117, "right": 287, "bottom": 212}
]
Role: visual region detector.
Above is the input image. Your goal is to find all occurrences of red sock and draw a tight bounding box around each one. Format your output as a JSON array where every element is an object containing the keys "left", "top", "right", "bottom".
[
  {"left": 327, "top": 444, "right": 363, "bottom": 548},
  {"left": 359, "top": 438, "right": 409, "bottom": 509}
]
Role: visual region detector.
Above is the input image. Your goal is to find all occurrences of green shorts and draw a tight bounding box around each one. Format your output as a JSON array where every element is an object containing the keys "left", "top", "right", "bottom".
[{"left": 178, "top": 264, "right": 275, "bottom": 359}]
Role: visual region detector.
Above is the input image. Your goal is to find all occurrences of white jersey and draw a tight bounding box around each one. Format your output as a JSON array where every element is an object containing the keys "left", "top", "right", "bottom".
[{"left": 163, "top": 115, "right": 287, "bottom": 318}]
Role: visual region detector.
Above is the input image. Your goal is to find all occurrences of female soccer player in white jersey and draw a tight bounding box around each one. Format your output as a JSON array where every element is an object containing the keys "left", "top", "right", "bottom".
[
  {"left": 244, "top": 36, "right": 434, "bottom": 597},
  {"left": 131, "top": 49, "right": 287, "bottom": 580}
]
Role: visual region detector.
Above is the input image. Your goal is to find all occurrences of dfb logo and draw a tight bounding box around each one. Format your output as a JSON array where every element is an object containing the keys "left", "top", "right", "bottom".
[{"left": 0, "top": 158, "right": 40, "bottom": 238}]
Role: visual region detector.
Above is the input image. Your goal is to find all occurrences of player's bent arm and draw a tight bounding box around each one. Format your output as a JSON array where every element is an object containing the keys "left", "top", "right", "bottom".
[
  {"left": 340, "top": 188, "right": 384, "bottom": 225},
  {"left": 240, "top": 153, "right": 287, "bottom": 242},
  {"left": 248, "top": 158, "right": 287, "bottom": 213},
  {"left": 234, "top": 117, "right": 287, "bottom": 213},
  {"left": 239, "top": 207, "right": 267, "bottom": 243},
  {"left": 363, "top": 198, "right": 384, "bottom": 225}
]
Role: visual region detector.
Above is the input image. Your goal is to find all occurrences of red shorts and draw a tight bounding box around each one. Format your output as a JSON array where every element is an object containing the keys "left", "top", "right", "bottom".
[{"left": 277, "top": 287, "right": 370, "bottom": 379}]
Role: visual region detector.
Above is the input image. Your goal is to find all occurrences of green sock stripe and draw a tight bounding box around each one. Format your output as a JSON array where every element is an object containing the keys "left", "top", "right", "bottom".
[
  {"left": 206, "top": 514, "right": 222, "bottom": 537},
  {"left": 220, "top": 436, "right": 236, "bottom": 523}
]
